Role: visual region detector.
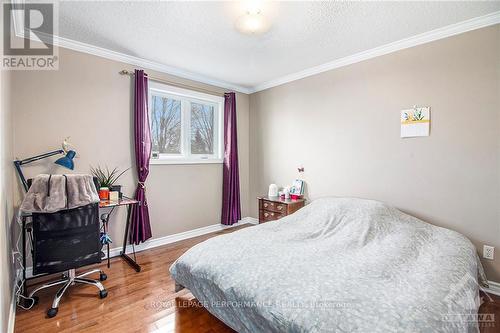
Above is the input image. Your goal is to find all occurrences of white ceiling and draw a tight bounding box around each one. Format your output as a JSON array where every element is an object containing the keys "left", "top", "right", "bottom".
[{"left": 57, "top": 1, "right": 500, "bottom": 92}]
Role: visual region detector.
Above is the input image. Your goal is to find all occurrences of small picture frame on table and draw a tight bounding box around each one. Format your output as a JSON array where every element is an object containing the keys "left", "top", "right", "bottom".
[{"left": 290, "top": 179, "right": 304, "bottom": 196}]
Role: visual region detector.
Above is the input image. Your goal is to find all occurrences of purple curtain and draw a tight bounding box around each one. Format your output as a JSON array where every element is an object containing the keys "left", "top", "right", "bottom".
[
  {"left": 130, "top": 69, "right": 153, "bottom": 244},
  {"left": 221, "top": 92, "right": 241, "bottom": 225}
]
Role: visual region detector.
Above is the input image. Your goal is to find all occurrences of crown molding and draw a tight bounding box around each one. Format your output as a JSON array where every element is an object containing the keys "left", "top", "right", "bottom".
[
  {"left": 250, "top": 11, "right": 500, "bottom": 93},
  {"left": 9, "top": 0, "right": 252, "bottom": 94},
  {"left": 50, "top": 35, "right": 253, "bottom": 94},
  {"left": 8, "top": 0, "right": 500, "bottom": 95}
]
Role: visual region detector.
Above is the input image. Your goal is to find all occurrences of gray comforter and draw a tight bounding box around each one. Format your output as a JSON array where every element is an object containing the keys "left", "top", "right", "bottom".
[{"left": 170, "top": 198, "right": 487, "bottom": 332}]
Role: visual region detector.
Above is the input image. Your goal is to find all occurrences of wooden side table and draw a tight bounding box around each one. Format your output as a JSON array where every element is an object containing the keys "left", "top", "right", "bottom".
[{"left": 257, "top": 196, "right": 305, "bottom": 223}]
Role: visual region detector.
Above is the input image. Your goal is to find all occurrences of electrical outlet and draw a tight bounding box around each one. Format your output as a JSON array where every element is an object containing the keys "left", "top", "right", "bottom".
[{"left": 483, "top": 245, "right": 495, "bottom": 260}]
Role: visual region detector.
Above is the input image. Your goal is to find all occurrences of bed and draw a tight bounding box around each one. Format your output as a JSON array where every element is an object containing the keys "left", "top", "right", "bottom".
[{"left": 170, "top": 197, "right": 487, "bottom": 332}]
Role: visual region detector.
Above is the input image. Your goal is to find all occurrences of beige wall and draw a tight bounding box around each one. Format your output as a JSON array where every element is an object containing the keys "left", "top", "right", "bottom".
[
  {"left": 10, "top": 47, "right": 250, "bottom": 255},
  {"left": 1, "top": 69, "right": 14, "bottom": 332},
  {"left": 4, "top": 24, "right": 499, "bottom": 318},
  {"left": 249, "top": 26, "right": 500, "bottom": 280}
]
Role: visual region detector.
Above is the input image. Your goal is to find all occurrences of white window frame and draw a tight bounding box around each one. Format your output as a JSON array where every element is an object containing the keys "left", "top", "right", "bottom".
[{"left": 148, "top": 82, "right": 224, "bottom": 165}]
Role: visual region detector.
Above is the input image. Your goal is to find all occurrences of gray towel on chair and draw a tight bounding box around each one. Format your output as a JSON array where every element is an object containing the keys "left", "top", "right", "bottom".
[{"left": 20, "top": 174, "right": 100, "bottom": 213}]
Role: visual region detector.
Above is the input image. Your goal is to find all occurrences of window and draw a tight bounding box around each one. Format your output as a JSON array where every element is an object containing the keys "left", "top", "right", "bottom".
[{"left": 149, "top": 82, "right": 224, "bottom": 164}]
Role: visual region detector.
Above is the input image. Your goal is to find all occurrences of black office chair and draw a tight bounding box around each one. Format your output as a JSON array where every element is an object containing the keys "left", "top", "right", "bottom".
[{"left": 26, "top": 178, "right": 107, "bottom": 318}]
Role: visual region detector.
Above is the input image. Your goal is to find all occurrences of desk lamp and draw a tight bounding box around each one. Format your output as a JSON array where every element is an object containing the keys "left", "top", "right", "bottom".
[{"left": 14, "top": 138, "right": 77, "bottom": 192}]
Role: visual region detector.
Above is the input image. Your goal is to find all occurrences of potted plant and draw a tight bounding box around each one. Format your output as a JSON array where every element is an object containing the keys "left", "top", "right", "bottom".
[{"left": 90, "top": 165, "right": 129, "bottom": 199}]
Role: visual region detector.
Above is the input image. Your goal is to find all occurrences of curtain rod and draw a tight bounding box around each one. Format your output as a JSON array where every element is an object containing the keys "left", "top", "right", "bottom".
[{"left": 119, "top": 70, "right": 227, "bottom": 97}]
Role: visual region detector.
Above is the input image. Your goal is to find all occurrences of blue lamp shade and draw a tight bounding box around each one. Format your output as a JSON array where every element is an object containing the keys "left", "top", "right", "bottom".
[{"left": 55, "top": 150, "right": 76, "bottom": 170}]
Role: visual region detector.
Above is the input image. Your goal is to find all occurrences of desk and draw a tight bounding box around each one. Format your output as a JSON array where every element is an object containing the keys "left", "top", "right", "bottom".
[
  {"left": 20, "top": 198, "right": 141, "bottom": 299},
  {"left": 99, "top": 197, "right": 141, "bottom": 272}
]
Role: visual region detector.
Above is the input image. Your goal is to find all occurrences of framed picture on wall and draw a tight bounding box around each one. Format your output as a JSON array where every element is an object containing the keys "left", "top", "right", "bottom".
[{"left": 401, "top": 106, "right": 430, "bottom": 138}]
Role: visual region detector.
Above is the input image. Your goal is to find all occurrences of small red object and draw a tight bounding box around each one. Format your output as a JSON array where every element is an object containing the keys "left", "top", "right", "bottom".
[
  {"left": 99, "top": 187, "right": 110, "bottom": 200},
  {"left": 290, "top": 194, "right": 302, "bottom": 200}
]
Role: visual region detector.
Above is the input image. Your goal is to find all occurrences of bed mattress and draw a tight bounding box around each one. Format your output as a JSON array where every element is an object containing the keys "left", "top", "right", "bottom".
[{"left": 170, "top": 197, "right": 486, "bottom": 332}]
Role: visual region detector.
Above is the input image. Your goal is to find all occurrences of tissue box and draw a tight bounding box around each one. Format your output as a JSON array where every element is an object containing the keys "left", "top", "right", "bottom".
[{"left": 109, "top": 191, "right": 119, "bottom": 201}]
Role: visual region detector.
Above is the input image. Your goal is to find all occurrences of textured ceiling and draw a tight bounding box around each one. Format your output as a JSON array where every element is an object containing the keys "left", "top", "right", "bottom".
[{"left": 57, "top": 1, "right": 500, "bottom": 90}]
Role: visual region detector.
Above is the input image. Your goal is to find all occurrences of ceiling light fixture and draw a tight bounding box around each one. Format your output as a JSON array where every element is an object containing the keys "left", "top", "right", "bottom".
[{"left": 235, "top": 1, "right": 270, "bottom": 35}]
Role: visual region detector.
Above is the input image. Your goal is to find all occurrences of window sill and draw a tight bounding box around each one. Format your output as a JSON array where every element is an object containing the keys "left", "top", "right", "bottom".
[{"left": 150, "top": 159, "right": 223, "bottom": 165}]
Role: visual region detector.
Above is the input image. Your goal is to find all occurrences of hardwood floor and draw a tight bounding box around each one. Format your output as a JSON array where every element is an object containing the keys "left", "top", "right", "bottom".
[
  {"left": 479, "top": 293, "right": 500, "bottom": 333},
  {"left": 15, "top": 225, "right": 500, "bottom": 333},
  {"left": 15, "top": 227, "right": 241, "bottom": 333}
]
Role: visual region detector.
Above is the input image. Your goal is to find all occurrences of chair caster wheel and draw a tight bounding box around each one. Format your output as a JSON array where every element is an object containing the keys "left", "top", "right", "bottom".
[
  {"left": 32, "top": 296, "right": 39, "bottom": 306},
  {"left": 99, "top": 290, "right": 108, "bottom": 299},
  {"left": 99, "top": 273, "right": 107, "bottom": 281},
  {"left": 47, "top": 307, "right": 58, "bottom": 318}
]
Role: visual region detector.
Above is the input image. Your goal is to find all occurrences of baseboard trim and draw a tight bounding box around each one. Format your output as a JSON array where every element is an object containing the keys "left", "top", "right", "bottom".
[
  {"left": 8, "top": 279, "right": 16, "bottom": 333},
  {"left": 107, "top": 216, "right": 258, "bottom": 259},
  {"left": 21, "top": 217, "right": 258, "bottom": 279},
  {"left": 484, "top": 280, "right": 500, "bottom": 296}
]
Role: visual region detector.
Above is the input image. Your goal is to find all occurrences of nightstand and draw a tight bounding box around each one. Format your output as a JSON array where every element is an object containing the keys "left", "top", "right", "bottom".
[{"left": 257, "top": 196, "right": 305, "bottom": 223}]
